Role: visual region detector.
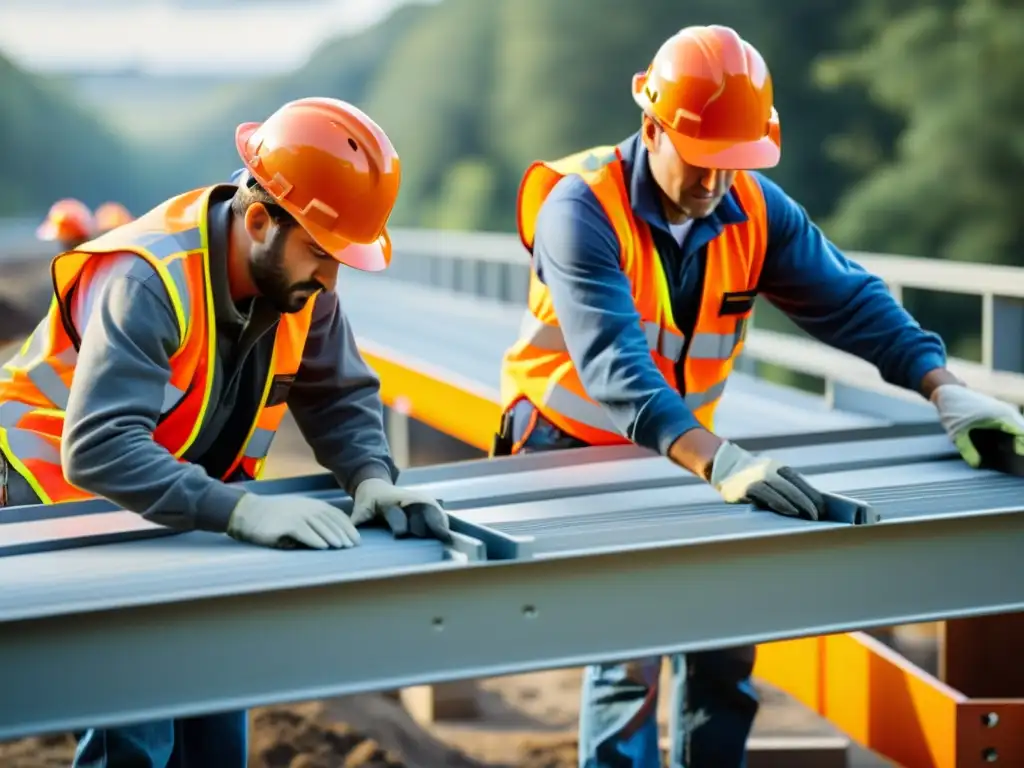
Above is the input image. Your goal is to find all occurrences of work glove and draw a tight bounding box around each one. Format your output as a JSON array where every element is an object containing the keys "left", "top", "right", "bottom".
[
  {"left": 351, "top": 477, "right": 452, "bottom": 544},
  {"left": 709, "top": 440, "right": 827, "bottom": 521},
  {"left": 226, "top": 492, "right": 361, "bottom": 550},
  {"left": 932, "top": 384, "right": 1024, "bottom": 468}
]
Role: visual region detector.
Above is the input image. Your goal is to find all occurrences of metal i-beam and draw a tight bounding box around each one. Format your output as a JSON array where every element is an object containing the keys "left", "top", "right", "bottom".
[
  {"left": 2, "top": 436, "right": 1024, "bottom": 741},
  {"left": 1, "top": 430, "right": 952, "bottom": 557},
  {"left": 0, "top": 499, "right": 1021, "bottom": 741}
]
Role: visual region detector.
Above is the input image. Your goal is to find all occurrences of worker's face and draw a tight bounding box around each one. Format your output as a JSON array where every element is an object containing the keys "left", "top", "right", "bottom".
[
  {"left": 246, "top": 205, "right": 339, "bottom": 313},
  {"left": 642, "top": 116, "right": 736, "bottom": 222}
]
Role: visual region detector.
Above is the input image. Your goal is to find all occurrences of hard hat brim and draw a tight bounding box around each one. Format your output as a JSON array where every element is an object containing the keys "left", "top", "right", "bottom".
[
  {"left": 307, "top": 221, "right": 392, "bottom": 272},
  {"left": 666, "top": 131, "right": 781, "bottom": 171},
  {"left": 36, "top": 221, "right": 58, "bottom": 241}
]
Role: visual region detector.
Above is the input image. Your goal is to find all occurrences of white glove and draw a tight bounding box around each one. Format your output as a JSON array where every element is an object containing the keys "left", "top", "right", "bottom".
[
  {"left": 351, "top": 477, "right": 452, "bottom": 543},
  {"left": 226, "top": 492, "right": 361, "bottom": 550},
  {"left": 932, "top": 384, "right": 1024, "bottom": 467},
  {"left": 709, "top": 441, "right": 827, "bottom": 521}
]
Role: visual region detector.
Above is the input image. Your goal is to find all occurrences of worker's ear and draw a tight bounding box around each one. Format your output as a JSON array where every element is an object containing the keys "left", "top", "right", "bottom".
[
  {"left": 244, "top": 203, "right": 272, "bottom": 245},
  {"left": 640, "top": 114, "right": 660, "bottom": 154}
]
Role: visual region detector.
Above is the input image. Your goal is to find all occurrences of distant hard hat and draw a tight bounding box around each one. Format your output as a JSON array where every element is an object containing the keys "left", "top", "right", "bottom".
[
  {"left": 234, "top": 97, "right": 401, "bottom": 272},
  {"left": 94, "top": 201, "right": 134, "bottom": 232},
  {"left": 632, "top": 25, "right": 781, "bottom": 170},
  {"left": 37, "top": 198, "right": 95, "bottom": 244}
]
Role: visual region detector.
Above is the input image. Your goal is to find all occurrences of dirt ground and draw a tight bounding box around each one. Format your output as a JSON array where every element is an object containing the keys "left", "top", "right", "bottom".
[
  {"left": 0, "top": 669, "right": 906, "bottom": 768},
  {"left": 0, "top": 278, "right": 914, "bottom": 766}
]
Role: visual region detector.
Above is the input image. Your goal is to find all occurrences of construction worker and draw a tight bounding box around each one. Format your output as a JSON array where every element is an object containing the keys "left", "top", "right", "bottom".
[
  {"left": 36, "top": 198, "right": 96, "bottom": 250},
  {"left": 94, "top": 200, "right": 134, "bottom": 232},
  {"left": 495, "top": 25, "right": 1024, "bottom": 768},
  {"left": 0, "top": 97, "right": 450, "bottom": 767}
]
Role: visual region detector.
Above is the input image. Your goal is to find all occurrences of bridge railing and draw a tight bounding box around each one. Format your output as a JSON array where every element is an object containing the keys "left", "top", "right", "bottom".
[
  {"left": 2, "top": 220, "right": 1023, "bottom": 414},
  {"left": 383, "top": 227, "right": 1024, "bottom": 417}
]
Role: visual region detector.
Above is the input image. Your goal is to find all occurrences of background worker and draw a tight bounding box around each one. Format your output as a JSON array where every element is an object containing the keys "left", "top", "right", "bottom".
[
  {"left": 94, "top": 200, "right": 134, "bottom": 232},
  {"left": 36, "top": 197, "right": 96, "bottom": 250},
  {"left": 496, "top": 25, "right": 1024, "bottom": 768},
  {"left": 0, "top": 97, "right": 449, "bottom": 767},
  {"left": 0, "top": 199, "right": 96, "bottom": 349}
]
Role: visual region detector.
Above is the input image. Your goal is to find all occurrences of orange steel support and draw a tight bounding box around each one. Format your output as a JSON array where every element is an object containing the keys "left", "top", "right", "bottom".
[
  {"left": 755, "top": 632, "right": 1024, "bottom": 767},
  {"left": 357, "top": 339, "right": 501, "bottom": 452}
]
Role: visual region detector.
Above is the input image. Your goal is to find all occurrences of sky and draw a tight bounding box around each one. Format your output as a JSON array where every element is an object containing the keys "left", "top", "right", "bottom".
[{"left": 0, "top": 0, "right": 430, "bottom": 76}]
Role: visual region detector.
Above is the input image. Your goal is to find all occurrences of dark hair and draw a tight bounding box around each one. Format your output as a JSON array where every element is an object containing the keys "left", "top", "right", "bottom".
[{"left": 230, "top": 177, "right": 298, "bottom": 230}]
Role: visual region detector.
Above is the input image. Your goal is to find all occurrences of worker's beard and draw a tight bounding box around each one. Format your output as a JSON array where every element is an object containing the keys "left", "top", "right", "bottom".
[{"left": 250, "top": 227, "right": 321, "bottom": 314}]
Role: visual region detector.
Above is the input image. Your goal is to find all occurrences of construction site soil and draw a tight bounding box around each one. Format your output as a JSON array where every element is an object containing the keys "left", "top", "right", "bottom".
[
  {"left": 1, "top": 674, "right": 909, "bottom": 767},
  {"left": 0, "top": 699, "right": 569, "bottom": 768}
]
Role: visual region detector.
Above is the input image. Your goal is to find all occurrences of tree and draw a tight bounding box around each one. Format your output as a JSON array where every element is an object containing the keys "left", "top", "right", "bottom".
[{"left": 817, "top": 0, "right": 1024, "bottom": 266}]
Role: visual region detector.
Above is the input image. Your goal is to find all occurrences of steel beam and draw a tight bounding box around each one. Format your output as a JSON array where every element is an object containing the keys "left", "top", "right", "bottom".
[
  {"left": 0, "top": 430, "right": 952, "bottom": 529},
  {"left": 1, "top": 431, "right": 955, "bottom": 560},
  {"left": 2, "top": 460, "right": 1024, "bottom": 739}
]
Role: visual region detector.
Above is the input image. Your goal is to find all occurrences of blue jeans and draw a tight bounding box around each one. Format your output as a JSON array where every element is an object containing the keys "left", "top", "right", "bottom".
[
  {"left": 509, "top": 402, "right": 760, "bottom": 767},
  {"left": 72, "top": 711, "right": 248, "bottom": 768}
]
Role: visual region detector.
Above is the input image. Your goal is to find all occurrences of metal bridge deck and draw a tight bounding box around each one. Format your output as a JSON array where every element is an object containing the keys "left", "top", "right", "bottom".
[{"left": 336, "top": 276, "right": 896, "bottom": 437}]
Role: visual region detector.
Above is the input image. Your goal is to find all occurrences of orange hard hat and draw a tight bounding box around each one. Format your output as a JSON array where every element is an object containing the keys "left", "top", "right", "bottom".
[
  {"left": 632, "top": 25, "right": 781, "bottom": 170},
  {"left": 36, "top": 198, "right": 95, "bottom": 244},
  {"left": 95, "top": 201, "right": 134, "bottom": 232},
  {"left": 234, "top": 97, "right": 401, "bottom": 272}
]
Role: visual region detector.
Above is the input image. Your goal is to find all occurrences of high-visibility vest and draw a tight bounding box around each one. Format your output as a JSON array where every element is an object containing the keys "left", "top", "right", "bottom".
[
  {"left": 0, "top": 186, "right": 316, "bottom": 505},
  {"left": 500, "top": 145, "right": 768, "bottom": 445}
]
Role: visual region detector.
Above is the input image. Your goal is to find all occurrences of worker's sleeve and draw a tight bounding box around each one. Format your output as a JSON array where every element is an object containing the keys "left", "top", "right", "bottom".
[
  {"left": 62, "top": 255, "right": 247, "bottom": 531},
  {"left": 533, "top": 175, "right": 702, "bottom": 455},
  {"left": 754, "top": 173, "right": 948, "bottom": 392},
  {"left": 286, "top": 290, "right": 398, "bottom": 497}
]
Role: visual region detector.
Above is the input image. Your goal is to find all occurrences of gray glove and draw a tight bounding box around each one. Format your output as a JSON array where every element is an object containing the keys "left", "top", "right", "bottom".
[
  {"left": 709, "top": 440, "right": 826, "bottom": 521},
  {"left": 932, "top": 384, "right": 1024, "bottom": 467},
  {"left": 227, "top": 492, "right": 361, "bottom": 550},
  {"left": 351, "top": 478, "right": 452, "bottom": 543}
]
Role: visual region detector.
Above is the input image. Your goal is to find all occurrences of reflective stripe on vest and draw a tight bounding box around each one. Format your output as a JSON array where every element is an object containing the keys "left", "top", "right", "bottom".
[
  {"left": 0, "top": 186, "right": 316, "bottom": 504},
  {"left": 500, "top": 144, "right": 767, "bottom": 445}
]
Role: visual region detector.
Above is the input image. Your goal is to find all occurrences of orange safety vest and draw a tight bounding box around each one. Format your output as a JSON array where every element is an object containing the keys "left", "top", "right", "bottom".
[
  {"left": 500, "top": 145, "right": 768, "bottom": 445},
  {"left": 0, "top": 186, "right": 316, "bottom": 505}
]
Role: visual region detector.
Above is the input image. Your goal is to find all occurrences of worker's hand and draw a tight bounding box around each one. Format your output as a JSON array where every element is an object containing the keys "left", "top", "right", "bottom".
[
  {"left": 709, "top": 441, "right": 827, "bottom": 521},
  {"left": 226, "top": 493, "right": 361, "bottom": 550},
  {"left": 932, "top": 384, "right": 1024, "bottom": 467},
  {"left": 351, "top": 477, "right": 452, "bottom": 544}
]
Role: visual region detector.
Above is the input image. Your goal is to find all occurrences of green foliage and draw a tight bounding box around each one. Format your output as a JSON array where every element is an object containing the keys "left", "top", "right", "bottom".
[
  {"left": 155, "top": 2, "right": 432, "bottom": 193},
  {"left": 422, "top": 158, "right": 500, "bottom": 231},
  {"left": 818, "top": 0, "right": 1024, "bottom": 266},
  {"left": 0, "top": 54, "right": 153, "bottom": 215},
  {"left": 360, "top": 0, "right": 501, "bottom": 228},
  {"left": 6, "top": 0, "right": 1022, "bottom": 322}
]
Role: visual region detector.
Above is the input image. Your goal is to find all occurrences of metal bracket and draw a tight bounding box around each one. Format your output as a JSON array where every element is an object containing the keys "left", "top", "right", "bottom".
[{"left": 446, "top": 514, "right": 535, "bottom": 560}]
